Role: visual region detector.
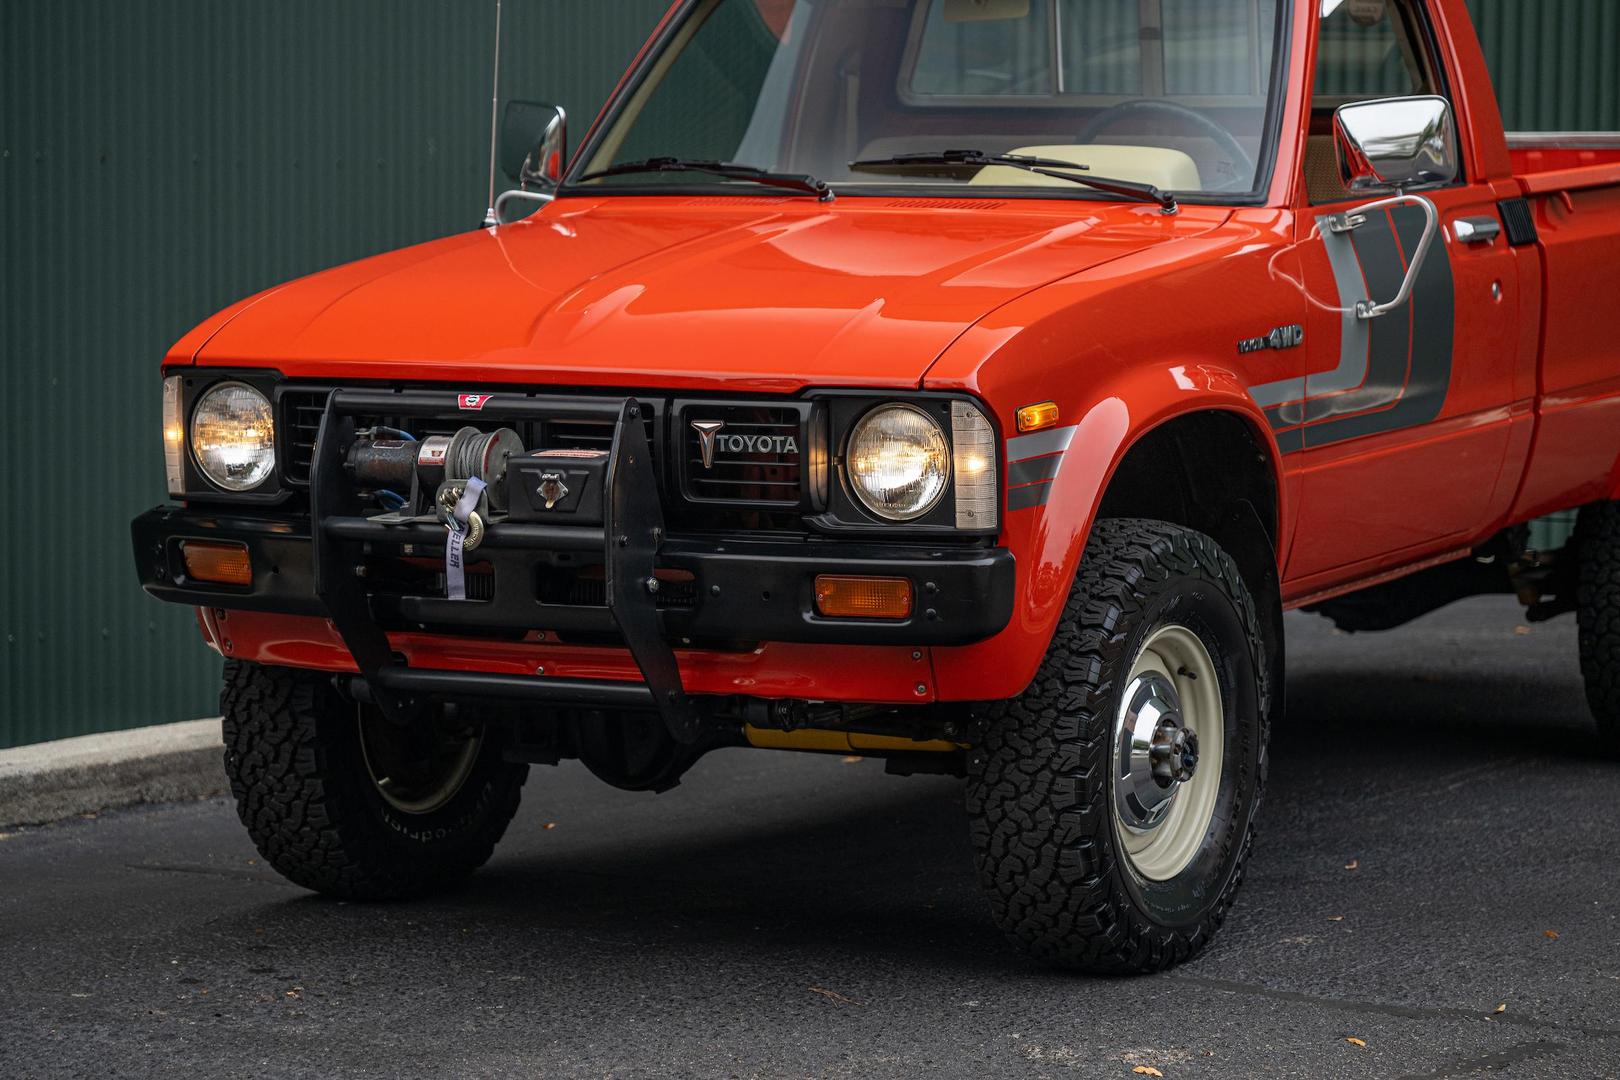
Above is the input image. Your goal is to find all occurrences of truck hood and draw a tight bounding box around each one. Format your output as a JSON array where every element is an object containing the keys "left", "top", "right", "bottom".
[{"left": 193, "top": 196, "right": 1231, "bottom": 392}]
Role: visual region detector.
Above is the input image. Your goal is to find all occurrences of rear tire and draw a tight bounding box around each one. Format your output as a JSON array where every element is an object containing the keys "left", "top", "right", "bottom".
[
  {"left": 221, "top": 660, "right": 528, "bottom": 899},
  {"left": 1577, "top": 502, "right": 1620, "bottom": 753},
  {"left": 965, "top": 519, "right": 1270, "bottom": 973}
]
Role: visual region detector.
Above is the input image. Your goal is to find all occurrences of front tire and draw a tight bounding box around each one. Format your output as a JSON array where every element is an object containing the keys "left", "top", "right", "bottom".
[
  {"left": 966, "top": 519, "right": 1270, "bottom": 973},
  {"left": 1577, "top": 502, "right": 1620, "bottom": 752},
  {"left": 221, "top": 660, "right": 528, "bottom": 899}
]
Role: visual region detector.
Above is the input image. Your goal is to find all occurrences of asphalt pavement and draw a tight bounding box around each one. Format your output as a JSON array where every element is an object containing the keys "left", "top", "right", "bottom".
[{"left": 2, "top": 596, "right": 1618, "bottom": 1079}]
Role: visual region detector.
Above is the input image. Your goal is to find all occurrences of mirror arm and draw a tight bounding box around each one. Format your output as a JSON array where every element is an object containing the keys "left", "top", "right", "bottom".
[
  {"left": 491, "top": 188, "right": 555, "bottom": 226},
  {"left": 1326, "top": 192, "right": 1439, "bottom": 321}
]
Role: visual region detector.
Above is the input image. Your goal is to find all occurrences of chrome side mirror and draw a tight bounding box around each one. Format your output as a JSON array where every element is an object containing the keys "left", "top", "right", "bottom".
[
  {"left": 490, "top": 101, "right": 567, "bottom": 225},
  {"left": 1333, "top": 95, "right": 1458, "bottom": 193},
  {"left": 1326, "top": 96, "right": 1457, "bottom": 321}
]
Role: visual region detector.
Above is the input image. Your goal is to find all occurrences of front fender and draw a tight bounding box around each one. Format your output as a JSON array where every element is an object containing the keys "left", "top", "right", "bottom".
[
  {"left": 923, "top": 212, "right": 1300, "bottom": 702},
  {"left": 930, "top": 370, "right": 1286, "bottom": 702}
]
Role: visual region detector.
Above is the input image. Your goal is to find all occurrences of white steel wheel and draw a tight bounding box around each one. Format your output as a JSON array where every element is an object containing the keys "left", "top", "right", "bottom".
[
  {"left": 1111, "top": 624, "right": 1225, "bottom": 882},
  {"left": 359, "top": 710, "right": 484, "bottom": 816}
]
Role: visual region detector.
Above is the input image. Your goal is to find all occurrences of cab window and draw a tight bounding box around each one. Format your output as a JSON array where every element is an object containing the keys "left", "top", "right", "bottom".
[
  {"left": 1305, "top": 0, "right": 1451, "bottom": 203},
  {"left": 908, "top": 0, "right": 1279, "bottom": 101},
  {"left": 1313, "top": 0, "right": 1438, "bottom": 104}
]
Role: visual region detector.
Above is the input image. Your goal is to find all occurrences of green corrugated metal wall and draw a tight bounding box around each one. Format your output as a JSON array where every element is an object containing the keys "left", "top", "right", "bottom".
[
  {"left": 1, "top": 2, "right": 669, "bottom": 748},
  {"left": 1468, "top": 0, "right": 1620, "bottom": 131},
  {"left": 0, "top": 1, "right": 1612, "bottom": 748}
]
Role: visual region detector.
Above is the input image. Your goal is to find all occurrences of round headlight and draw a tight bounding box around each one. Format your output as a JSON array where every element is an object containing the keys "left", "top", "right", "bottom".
[
  {"left": 846, "top": 404, "right": 950, "bottom": 521},
  {"left": 190, "top": 382, "right": 275, "bottom": 492}
]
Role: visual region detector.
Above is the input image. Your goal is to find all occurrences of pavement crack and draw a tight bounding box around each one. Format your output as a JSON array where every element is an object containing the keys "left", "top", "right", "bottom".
[
  {"left": 1395, "top": 1038, "right": 1566, "bottom": 1079},
  {"left": 1171, "top": 975, "right": 1620, "bottom": 1041}
]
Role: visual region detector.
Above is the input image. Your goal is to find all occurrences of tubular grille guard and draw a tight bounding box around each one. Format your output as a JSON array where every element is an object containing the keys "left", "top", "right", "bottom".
[{"left": 308, "top": 389, "right": 700, "bottom": 743}]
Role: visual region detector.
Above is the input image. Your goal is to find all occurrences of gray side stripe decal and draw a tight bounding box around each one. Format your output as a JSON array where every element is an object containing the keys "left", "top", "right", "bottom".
[
  {"left": 1008, "top": 454, "right": 1063, "bottom": 487},
  {"left": 1006, "top": 424, "right": 1077, "bottom": 462},
  {"left": 1301, "top": 206, "right": 1454, "bottom": 445},
  {"left": 1248, "top": 204, "right": 1455, "bottom": 453},
  {"left": 1250, "top": 216, "right": 1374, "bottom": 411},
  {"left": 1007, "top": 483, "right": 1052, "bottom": 511},
  {"left": 1004, "top": 424, "right": 1076, "bottom": 512}
]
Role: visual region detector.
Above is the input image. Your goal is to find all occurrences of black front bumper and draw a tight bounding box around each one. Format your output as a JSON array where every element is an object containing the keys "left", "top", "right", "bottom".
[
  {"left": 131, "top": 507, "right": 1014, "bottom": 645},
  {"left": 134, "top": 391, "right": 1012, "bottom": 741}
]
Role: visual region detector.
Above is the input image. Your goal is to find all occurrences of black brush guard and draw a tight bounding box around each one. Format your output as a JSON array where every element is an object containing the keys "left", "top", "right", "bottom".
[{"left": 310, "top": 389, "right": 702, "bottom": 742}]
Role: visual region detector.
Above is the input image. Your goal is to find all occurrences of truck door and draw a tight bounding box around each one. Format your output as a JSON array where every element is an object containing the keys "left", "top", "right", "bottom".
[{"left": 1281, "top": 0, "right": 1521, "bottom": 584}]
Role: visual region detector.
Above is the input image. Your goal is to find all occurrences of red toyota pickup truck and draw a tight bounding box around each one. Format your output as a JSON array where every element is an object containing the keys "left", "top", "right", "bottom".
[{"left": 133, "top": 0, "right": 1620, "bottom": 972}]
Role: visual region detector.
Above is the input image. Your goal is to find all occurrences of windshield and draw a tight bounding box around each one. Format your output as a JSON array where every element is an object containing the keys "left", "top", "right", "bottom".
[{"left": 575, "top": 0, "right": 1290, "bottom": 201}]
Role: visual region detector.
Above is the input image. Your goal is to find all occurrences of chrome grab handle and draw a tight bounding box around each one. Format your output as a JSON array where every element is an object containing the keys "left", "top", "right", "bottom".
[
  {"left": 1326, "top": 194, "right": 1440, "bottom": 321},
  {"left": 1453, "top": 216, "right": 1502, "bottom": 244}
]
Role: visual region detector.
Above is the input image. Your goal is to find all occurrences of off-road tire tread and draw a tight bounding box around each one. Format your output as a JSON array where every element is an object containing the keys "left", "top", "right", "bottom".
[
  {"left": 1577, "top": 502, "right": 1620, "bottom": 751},
  {"left": 965, "top": 518, "right": 1269, "bottom": 973},
  {"left": 220, "top": 660, "right": 526, "bottom": 899}
]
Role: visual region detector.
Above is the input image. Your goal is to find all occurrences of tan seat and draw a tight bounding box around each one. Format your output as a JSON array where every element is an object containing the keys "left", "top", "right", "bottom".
[{"left": 968, "top": 144, "right": 1202, "bottom": 191}]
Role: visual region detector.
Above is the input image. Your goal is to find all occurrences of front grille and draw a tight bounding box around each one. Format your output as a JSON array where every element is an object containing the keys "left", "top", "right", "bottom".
[
  {"left": 682, "top": 405, "right": 802, "bottom": 506},
  {"left": 539, "top": 417, "right": 617, "bottom": 454},
  {"left": 278, "top": 390, "right": 328, "bottom": 486}
]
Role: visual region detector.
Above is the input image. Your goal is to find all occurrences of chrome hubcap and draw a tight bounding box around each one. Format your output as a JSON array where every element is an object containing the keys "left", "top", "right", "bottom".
[
  {"left": 1110, "top": 624, "right": 1225, "bottom": 882},
  {"left": 1113, "top": 673, "right": 1200, "bottom": 834}
]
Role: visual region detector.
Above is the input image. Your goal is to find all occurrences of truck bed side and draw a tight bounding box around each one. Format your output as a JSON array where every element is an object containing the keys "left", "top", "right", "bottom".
[{"left": 1504, "top": 134, "right": 1620, "bottom": 520}]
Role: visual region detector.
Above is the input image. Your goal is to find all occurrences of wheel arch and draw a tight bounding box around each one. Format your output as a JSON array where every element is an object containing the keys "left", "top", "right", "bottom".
[
  {"left": 934, "top": 390, "right": 1289, "bottom": 705},
  {"left": 1095, "top": 409, "right": 1287, "bottom": 730}
]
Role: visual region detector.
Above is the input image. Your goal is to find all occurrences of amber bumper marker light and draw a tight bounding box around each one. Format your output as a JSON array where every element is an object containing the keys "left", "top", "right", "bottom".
[
  {"left": 181, "top": 541, "right": 253, "bottom": 586},
  {"left": 814, "top": 575, "right": 913, "bottom": 619}
]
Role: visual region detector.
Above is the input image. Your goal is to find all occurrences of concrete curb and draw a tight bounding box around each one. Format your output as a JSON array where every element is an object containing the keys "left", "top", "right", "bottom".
[{"left": 0, "top": 718, "right": 226, "bottom": 828}]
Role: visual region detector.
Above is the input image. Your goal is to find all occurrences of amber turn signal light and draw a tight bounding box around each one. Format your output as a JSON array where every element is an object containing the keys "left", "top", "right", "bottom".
[
  {"left": 814, "top": 575, "right": 913, "bottom": 619},
  {"left": 1016, "top": 401, "right": 1061, "bottom": 433},
  {"left": 181, "top": 541, "right": 253, "bottom": 586}
]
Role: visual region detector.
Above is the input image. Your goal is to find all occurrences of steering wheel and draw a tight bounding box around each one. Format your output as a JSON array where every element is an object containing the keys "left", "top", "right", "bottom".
[{"left": 1073, "top": 100, "right": 1256, "bottom": 192}]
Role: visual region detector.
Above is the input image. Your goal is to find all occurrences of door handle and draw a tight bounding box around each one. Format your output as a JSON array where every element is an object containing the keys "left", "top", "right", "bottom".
[{"left": 1453, "top": 216, "right": 1502, "bottom": 244}]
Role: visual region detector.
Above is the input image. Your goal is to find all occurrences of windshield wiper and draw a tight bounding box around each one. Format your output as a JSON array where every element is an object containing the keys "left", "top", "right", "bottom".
[
  {"left": 574, "top": 157, "right": 834, "bottom": 202},
  {"left": 849, "top": 149, "right": 1177, "bottom": 214}
]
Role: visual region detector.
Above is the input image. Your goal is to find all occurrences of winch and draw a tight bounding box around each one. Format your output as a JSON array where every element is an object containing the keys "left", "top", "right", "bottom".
[{"left": 346, "top": 425, "right": 525, "bottom": 550}]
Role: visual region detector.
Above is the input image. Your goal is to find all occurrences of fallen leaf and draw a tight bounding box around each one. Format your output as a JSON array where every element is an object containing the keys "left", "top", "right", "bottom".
[
  {"left": 1133, "top": 1069, "right": 1164, "bottom": 1077},
  {"left": 543, "top": 822, "right": 556, "bottom": 830},
  {"left": 1494, "top": 1003, "right": 1507, "bottom": 1015},
  {"left": 808, "top": 986, "right": 862, "bottom": 1006},
  {"left": 1544, "top": 930, "right": 1560, "bottom": 940},
  {"left": 841, "top": 755, "right": 863, "bottom": 764},
  {"left": 0, "top": 833, "right": 15, "bottom": 842},
  {"left": 285, "top": 988, "right": 302, "bottom": 999},
  {"left": 1344, "top": 859, "right": 1360, "bottom": 871},
  {"left": 1346, "top": 1037, "right": 1366, "bottom": 1047},
  {"left": 1326, "top": 915, "right": 1345, "bottom": 922},
  {"left": 1514, "top": 626, "right": 1532, "bottom": 636}
]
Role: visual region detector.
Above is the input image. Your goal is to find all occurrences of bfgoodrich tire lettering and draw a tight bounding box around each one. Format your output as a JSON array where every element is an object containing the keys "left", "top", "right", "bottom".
[
  {"left": 221, "top": 660, "right": 528, "bottom": 899},
  {"left": 965, "top": 518, "right": 1270, "bottom": 973}
]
